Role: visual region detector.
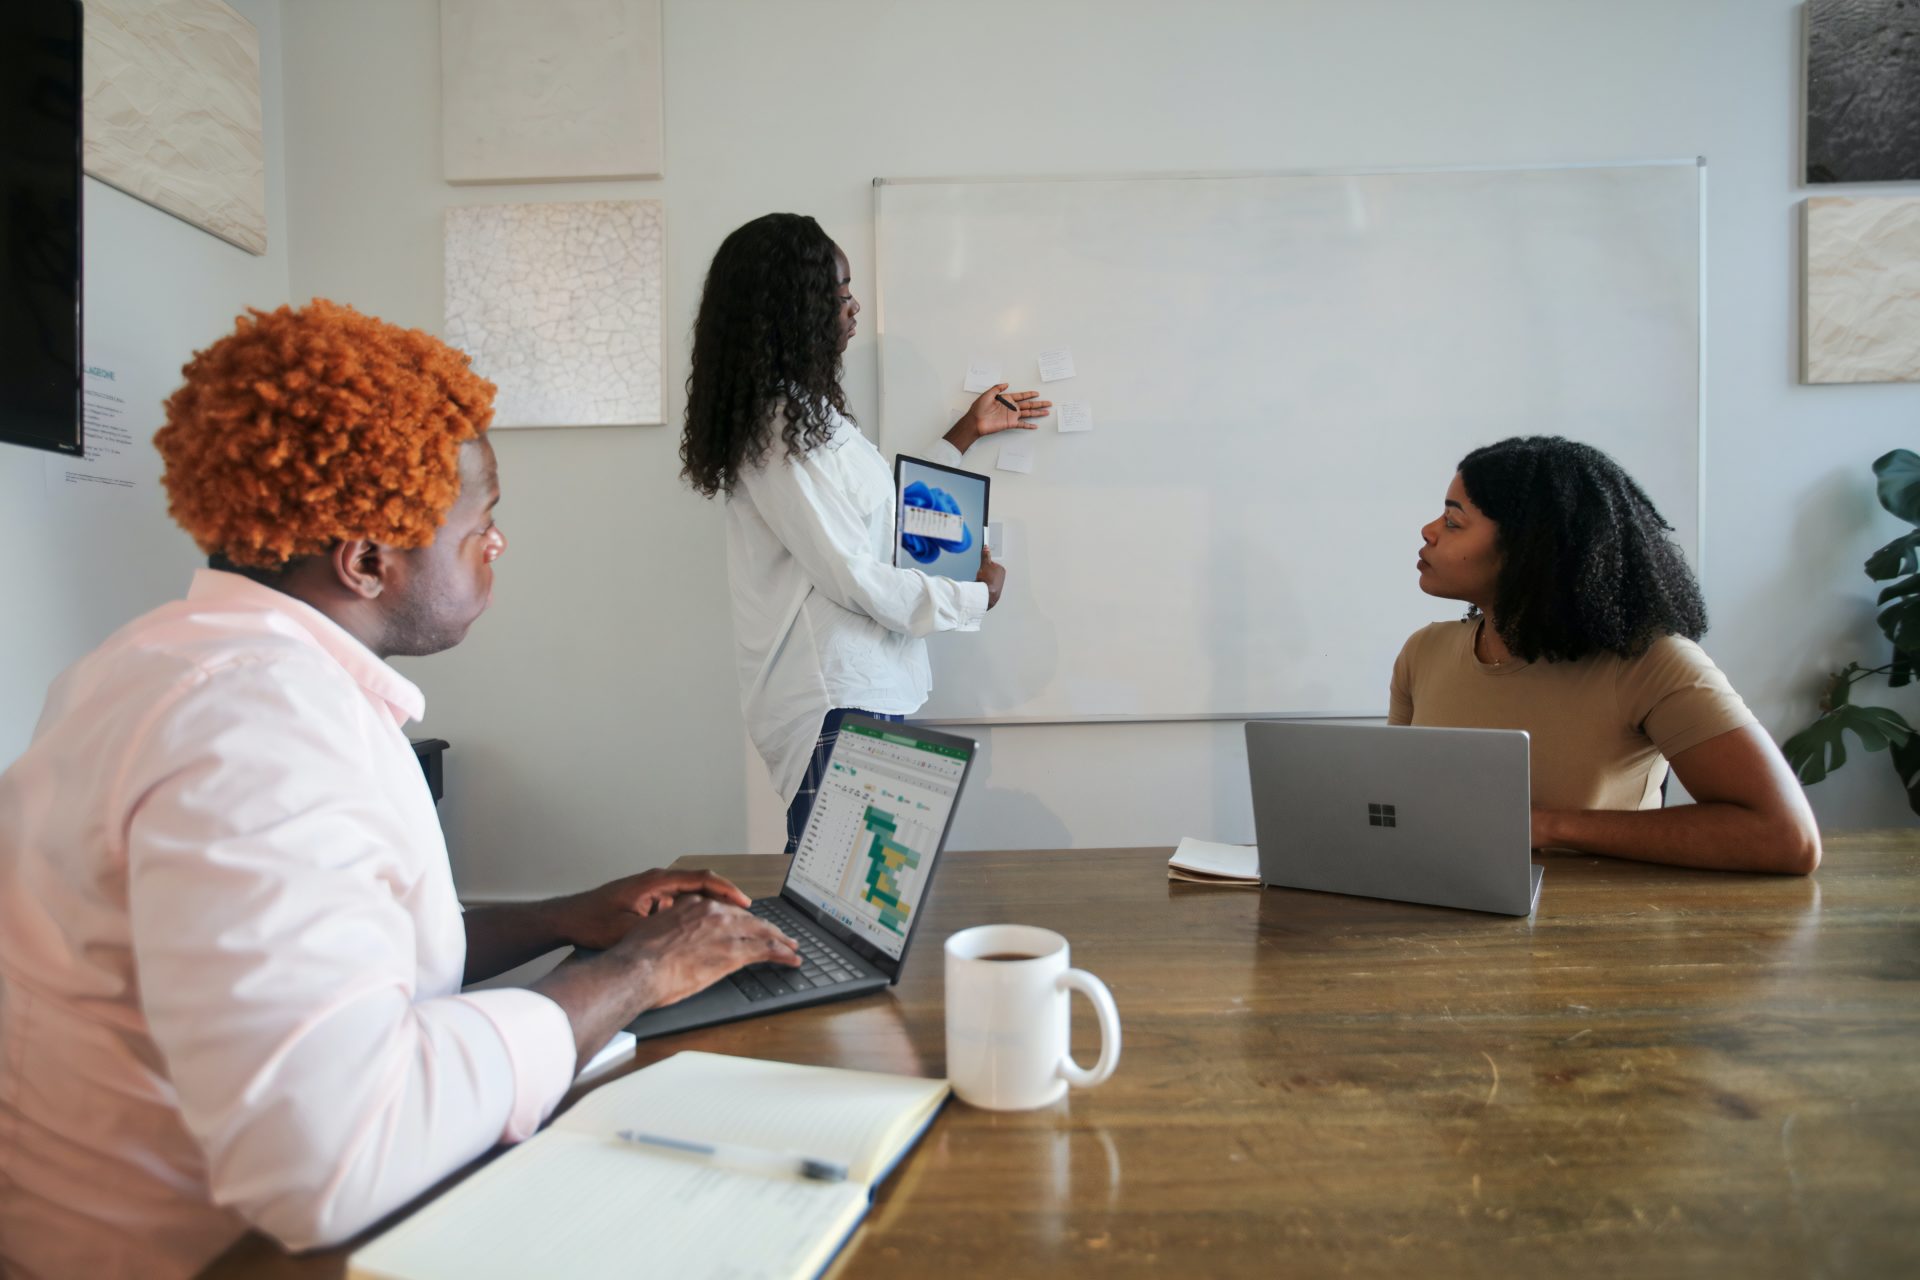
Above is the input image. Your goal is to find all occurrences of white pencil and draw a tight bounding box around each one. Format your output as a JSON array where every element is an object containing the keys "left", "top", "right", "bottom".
[{"left": 614, "top": 1129, "right": 850, "bottom": 1183}]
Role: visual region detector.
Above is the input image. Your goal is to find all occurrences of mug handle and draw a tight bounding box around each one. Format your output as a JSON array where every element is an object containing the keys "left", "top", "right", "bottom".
[{"left": 1055, "top": 968, "right": 1122, "bottom": 1088}]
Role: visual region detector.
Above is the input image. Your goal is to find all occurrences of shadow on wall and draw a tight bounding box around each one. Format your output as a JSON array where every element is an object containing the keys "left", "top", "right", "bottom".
[
  {"left": 1208, "top": 718, "right": 1258, "bottom": 847},
  {"left": 1751, "top": 466, "right": 1915, "bottom": 723},
  {"left": 946, "top": 728, "right": 1073, "bottom": 853}
]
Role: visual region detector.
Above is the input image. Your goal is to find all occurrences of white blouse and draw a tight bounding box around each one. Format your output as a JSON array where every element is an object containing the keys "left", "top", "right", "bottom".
[{"left": 725, "top": 404, "right": 988, "bottom": 802}]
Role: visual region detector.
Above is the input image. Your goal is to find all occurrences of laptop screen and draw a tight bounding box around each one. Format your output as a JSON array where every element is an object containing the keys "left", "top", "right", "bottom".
[{"left": 785, "top": 719, "right": 970, "bottom": 961}]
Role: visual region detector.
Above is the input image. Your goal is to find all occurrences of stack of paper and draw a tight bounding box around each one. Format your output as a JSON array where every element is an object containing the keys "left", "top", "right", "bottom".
[{"left": 1167, "top": 837, "right": 1260, "bottom": 887}]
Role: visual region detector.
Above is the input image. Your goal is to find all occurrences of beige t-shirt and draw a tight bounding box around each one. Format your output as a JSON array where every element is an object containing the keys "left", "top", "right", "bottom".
[{"left": 1388, "top": 619, "right": 1758, "bottom": 812}]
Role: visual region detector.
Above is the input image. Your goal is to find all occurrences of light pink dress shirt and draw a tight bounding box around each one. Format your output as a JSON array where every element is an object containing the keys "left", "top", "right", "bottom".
[{"left": 0, "top": 571, "right": 576, "bottom": 1279}]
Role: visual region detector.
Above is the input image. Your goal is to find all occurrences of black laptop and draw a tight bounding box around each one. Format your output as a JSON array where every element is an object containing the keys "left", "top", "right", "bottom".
[{"left": 624, "top": 714, "right": 976, "bottom": 1041}]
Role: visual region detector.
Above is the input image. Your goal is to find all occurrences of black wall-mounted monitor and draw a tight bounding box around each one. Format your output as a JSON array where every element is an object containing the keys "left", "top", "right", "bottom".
[{"left": 1, "top": 0, "right": 84, "bottom": 457}]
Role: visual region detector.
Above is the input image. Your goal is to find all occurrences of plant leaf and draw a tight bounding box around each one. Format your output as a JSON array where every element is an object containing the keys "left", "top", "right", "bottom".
[
  {"left": 1864, "top": 530, "right": 1920, "bottom": 581},
  {"left": 1861, "top": 703, "right": 1918, "bottom": 745},
  {"left": 1874, "top": 449, "right": 1920, "bottom": 526},
  {"left": 1893, "top": 649, "right": 1917, "bottom": 689},
  {"left": 1781, "top": 704, "right": 1915, "bottom": 786},
  {"left": 1783, "top": 717, "right": 1844, "bottom": 784},
  {"left": 1892, "top": 732, "right": 1920, "bottom": 819},
  {"left": 1880, "top": 595, "right": 1920, "bottom": 655},
  {"left": 1878, "top": 576, "right": 1920, "bottom": 606}
]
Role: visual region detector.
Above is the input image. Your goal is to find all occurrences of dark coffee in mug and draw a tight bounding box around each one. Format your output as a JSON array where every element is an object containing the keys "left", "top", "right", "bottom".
[{"left": 978, "top": 952, "right": 1041, "bottom": 962}]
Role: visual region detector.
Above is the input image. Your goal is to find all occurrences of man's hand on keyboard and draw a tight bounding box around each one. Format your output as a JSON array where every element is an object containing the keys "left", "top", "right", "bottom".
[
  {"left": 610, "top": 898, "right": 802, "bottom": 1010},
  {"left": 555, "top": 868, "right": 755, "bottom": 951},
  {"left": 533, "top": 896, "right": 800, "bottom": 1064}
]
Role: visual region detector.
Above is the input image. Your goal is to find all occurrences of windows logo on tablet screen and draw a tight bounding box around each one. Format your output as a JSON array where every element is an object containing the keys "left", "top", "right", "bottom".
[{"left": 893, "top": 455, "right": 989, "bottom": 582}]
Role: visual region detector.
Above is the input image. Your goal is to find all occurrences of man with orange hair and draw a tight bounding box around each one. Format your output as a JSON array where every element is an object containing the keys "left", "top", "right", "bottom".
[{"left": 0, "top": 300, "right": 799, "bottom": 1278}]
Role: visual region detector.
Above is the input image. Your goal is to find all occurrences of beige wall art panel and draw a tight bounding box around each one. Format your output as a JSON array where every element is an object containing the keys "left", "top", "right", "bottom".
[
  {"left": 441, "top": 0, "right": 664, "bottom": 183},
  {"left": 84, "top": 0, "right": 266, "bottom": 255},
  {"left": 1805, "top": 195, "right": 1920, "bottom": 384},
  {"left": 444, "top": 200, "right": 664, "bottom": 428}
]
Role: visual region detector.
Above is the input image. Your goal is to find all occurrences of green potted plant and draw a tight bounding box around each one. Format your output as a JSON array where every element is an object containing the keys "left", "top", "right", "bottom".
[{"left": 1782, "top": 449, "right": 1920, "bottom": 815}]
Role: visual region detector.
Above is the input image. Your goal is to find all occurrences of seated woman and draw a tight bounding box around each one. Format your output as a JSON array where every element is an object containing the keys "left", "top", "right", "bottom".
[{"left": 1391, "top": 435, "right": 1820, "bottom": 874}]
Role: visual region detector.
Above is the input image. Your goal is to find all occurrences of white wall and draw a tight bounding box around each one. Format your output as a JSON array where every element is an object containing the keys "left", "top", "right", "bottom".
[
  {"left": 277, "top": 0, "right": 1920, "bottom": 897},
  {"left": 280, "top": 0, "right": 753, "bottom": 899},
  {"left": 0, "top": 0, "right": 290, "bottom": 765}
]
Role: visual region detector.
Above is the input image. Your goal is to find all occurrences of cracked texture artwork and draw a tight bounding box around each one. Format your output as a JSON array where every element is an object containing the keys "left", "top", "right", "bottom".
[{"left": 444, "top": 200, "right": 664, "bottom": 427}]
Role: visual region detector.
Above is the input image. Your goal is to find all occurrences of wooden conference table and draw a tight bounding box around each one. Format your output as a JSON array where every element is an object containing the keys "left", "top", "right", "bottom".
[{"left": 207, "top": 833, "right": 1920, "bottom": 1278}]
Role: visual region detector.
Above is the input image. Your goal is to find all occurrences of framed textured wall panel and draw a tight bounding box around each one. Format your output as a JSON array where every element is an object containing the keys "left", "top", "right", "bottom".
[
  {"left": 444, "top": 200, "right": 664, "bottom": 427},
  {"left": 1806, "top": 0, "right": 1920, "bottom": 184},
  {"left": 441, "top": 0, "right": 664, "bottom": 183},
  {"left": 1804, "top": 196, "right": 1920, "bottom": 384},
  {"left": 82, "top": 0, "right": 265, "bottom": 255}
]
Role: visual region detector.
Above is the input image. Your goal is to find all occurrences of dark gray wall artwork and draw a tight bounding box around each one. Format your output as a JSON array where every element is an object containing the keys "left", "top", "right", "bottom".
[{"left": 1807, "top": 0, "right": 1920, "bottom": 182}]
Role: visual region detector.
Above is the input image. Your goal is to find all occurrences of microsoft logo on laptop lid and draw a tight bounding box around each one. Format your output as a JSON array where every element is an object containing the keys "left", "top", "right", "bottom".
[{"left": 1367, "top": 803, "right": 1397, "bottom": 829}]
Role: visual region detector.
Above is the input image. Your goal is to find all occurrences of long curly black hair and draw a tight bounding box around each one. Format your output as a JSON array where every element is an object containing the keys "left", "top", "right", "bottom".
[
  {"left": 681, "top": 213, "right": 850, "bottom": 498},
  {"left": 1458, "top": 435, "right": 1706, "bottom": 663}
]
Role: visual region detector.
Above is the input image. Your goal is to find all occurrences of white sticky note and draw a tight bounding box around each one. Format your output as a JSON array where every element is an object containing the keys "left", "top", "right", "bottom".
[
  {"left": 986, "top": 521, "right": 1007, "bottom": 555},
  {"left": 1036, "top": 347, "right": 1077, "bottom": 382},
  {"left": 1057, "top": 402, "right": 1093, "bottom": 433},
  {"left": 996, "top": 434, "right": 1036, "bottom": 474},
  {"left": 963, "top": 358, "right": 1002, "bottom": 393}
]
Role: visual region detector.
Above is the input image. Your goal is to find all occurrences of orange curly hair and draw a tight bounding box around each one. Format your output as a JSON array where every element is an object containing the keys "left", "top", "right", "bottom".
[{"left": 155, "top": 299, "right": 495, "bottom": 569}]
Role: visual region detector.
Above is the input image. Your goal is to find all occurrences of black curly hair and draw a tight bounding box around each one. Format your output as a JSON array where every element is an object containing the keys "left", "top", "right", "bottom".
[
  {"left": 1457, "top": 435, "right": 1706, "bottom": 663},
  {"left": 681, "top": 213, "right": 850, "bottom": 498}
]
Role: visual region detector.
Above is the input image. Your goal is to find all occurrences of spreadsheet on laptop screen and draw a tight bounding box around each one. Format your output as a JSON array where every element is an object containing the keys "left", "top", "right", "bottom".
[{"left": 787, "top": 722, "right": 967, "bottom": 959}]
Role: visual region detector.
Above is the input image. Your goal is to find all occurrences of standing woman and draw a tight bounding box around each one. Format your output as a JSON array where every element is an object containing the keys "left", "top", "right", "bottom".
[
  {"left": 682, "top": 213, "right": 1048, "bottom": 852},
  {"left": 1394, "top": 435, "right": 1820, "bottom": 873}
]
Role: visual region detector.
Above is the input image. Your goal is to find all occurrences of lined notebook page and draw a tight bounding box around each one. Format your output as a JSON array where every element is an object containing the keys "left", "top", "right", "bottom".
[
  {"left": 349, "top": 1132, "right": 865, "bottom": 1280},
  {"left": 555, "top": 1052, "right": 949, "bottom": 1186}
]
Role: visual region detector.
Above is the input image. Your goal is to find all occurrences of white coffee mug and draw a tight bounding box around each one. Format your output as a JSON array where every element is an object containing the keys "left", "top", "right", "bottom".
[{"left": 944, "top": 924, "right": 1121, "bottom": 1110}]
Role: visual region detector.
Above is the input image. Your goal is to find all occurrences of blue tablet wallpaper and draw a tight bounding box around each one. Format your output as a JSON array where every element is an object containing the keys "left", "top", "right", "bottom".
[{"left": 895, "top": 457, "right": 987, "bottom": 582}]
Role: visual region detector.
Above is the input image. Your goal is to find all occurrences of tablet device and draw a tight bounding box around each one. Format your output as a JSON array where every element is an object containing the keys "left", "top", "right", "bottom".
[{"left": 893, "top": 454, "right": 990, "bottom": 582}]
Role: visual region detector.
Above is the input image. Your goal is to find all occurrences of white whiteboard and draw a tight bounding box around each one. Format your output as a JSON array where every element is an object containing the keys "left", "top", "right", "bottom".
[{"left": 874, "top": 164, "right": 1702, "bottom": 723}]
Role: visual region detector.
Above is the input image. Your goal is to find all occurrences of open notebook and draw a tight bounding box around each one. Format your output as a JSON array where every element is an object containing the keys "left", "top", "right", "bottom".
[{"left": 349, "top": 1052, "right": 950, "bottom": 1280}]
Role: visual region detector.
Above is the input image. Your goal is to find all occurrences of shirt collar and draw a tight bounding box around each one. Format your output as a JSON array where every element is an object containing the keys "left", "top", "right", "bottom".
[{"left": 186, "top": 569, "right": 428, "bottom": 726}]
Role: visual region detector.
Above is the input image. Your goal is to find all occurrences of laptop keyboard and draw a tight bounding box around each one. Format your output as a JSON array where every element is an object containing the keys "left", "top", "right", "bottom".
[{"left": 726, "top": 898, "right": 869, "bottom": 1002}]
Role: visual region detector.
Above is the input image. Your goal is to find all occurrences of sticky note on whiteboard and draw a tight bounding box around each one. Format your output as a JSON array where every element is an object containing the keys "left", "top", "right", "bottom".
[
  {"left": 1036, "top": 347, "right": 1077, "bottom": 382},
  {"left": 1057, "top": 402, "right": 1093, "bottom": 433},
  {"left": 996, "top": 435, "right": 1036, "bottom": 474},
  {"left": 963, "top": 359, "right": 1001, "bottom": 393}
]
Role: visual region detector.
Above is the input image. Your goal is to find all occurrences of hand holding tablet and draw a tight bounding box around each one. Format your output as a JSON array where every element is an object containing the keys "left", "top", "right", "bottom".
[{"left": 895, "top": 455, "right": 990, "bottom": 582}]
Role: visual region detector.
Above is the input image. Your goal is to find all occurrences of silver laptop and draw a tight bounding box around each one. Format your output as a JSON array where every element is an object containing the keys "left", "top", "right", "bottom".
[
  {"left": 1245, "top": 722, "right": 1543, "bottom": 917},
  {"left": 625, "top": 714, "right": 975, "bottom": 1041}
]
